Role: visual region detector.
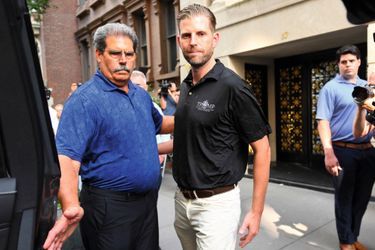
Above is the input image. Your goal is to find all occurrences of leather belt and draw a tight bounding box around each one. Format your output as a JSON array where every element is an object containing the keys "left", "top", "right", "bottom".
[
  {"left": 332, "top": 141, "right": 373, "bottom": 150},
  {"left": 179, "top": 184, "right": 236, "bottom": 200},
  {"left": 82, "top": 184, "right": 148, "bottom": 201}
]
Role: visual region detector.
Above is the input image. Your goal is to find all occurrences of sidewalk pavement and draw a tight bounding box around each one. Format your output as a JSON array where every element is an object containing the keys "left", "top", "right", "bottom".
[{"left": 158, "top": 170, "right": 375, "bottom": 250}]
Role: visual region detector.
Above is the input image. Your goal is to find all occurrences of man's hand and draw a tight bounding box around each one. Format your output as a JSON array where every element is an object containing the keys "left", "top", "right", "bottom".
[
  {"left": 43, "top": 206, "right": 84, "bottom": 250},
  {"left": 324, "top": 148, "right": 341, "bottom": 176},
  {"left": 238, "top": 210, "right": 261, "bottom": 248},
  {"left": 361, "top": 98, "right": 375, "bottom": 112},
  {"left": 238, "top": 135, "right": 270, "bottom": 248},
  {"left": 317, "top": 120, "right": 342, "bottom": 176},
  {"left": 168, "top": 88, "right": 178, "bottom": 104},
  {"left": 158, "top": 155, "right": 165, "bottom": 164},
  {"left": 363, "top": 72, "right": 375, "bottom": 112}
]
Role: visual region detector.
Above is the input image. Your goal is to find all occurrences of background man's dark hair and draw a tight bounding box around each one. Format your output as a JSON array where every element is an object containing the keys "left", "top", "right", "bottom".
[{"left": 336, "top": 45, "right": 361, "bottom": 62}]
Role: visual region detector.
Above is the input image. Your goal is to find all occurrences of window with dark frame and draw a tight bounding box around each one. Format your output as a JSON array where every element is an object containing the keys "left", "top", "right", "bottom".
[
  {"left": 134, "top": 9, "right": 148, "bottom": 68},
  {"left": 161, "top": 0, "right": 177, "bottom": 72},
  {"left": 80, "top": 40, "right": 90, "bottom": 81}
]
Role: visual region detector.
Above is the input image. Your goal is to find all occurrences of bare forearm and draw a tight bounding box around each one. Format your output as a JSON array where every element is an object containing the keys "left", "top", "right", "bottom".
[
  {"left": 160, "top": 116, "right": 174, "bottom": 134},
  {"left": 353, "top": 106, "right": 371, "bottom": 138},
  {"left": 317, "top": 120, "right": 332, "bottom": 151},
  {"left": 43, "top": 156, "right": 83, "bottom": 249},
  {"left": 58, "top": 155, "right": 80, "bottom": 211},
  {"left": 250, "top": 136, "right": 271, "bottom": 215},
  {"left": 158, "top": 140, "right": 173, "bottom": 154},
  {"left": 317, "top": 120, "right": 335, "bottom": 159},
  {"left": 160, "top": 96, "right": 167, "bottom": 110},
  {"left": 317, "top": 119, "right": 342, "bottom": 175},
  {"left": 170, "top": 94, "right": 178, "bottom": 104}
]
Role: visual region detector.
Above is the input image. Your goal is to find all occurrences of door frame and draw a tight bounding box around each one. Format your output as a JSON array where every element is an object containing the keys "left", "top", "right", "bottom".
[{"left": 274, "top": 44, "right": 367, "bottom": 167}]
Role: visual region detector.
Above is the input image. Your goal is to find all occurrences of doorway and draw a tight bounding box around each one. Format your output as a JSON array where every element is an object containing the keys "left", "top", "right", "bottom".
[{"left": 274, "top": 44, "right": 366, "bottom": 167}]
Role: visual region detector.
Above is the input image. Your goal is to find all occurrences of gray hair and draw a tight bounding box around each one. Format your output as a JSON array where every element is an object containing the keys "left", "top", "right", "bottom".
[
  {"left": 177, "top": 4, "right": 216, "bottom": 32},
  {"left": 131, "top": 70, "right": 147, "bottom": 83},
  {"left": 93, "top": 23, "right": 139, "bottom": 52}
]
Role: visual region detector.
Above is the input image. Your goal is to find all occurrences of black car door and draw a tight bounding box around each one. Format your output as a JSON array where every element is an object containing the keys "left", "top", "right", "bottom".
[{"left": 0, "top": 0, "right": 60, "bottom": 249}]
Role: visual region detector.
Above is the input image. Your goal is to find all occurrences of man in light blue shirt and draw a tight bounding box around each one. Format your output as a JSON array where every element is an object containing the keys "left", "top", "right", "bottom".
[{"left": 316, "top": 45, "right": 375, "bottom": 250}]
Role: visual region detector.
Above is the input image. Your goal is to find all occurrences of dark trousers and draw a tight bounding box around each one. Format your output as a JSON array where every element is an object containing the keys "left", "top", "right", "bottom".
[
  {"left": 79, "top": 185, "right": 159, "bottom": 250},
  {"left": 333, "top": 146, "right": 375, "bottom": 244}
]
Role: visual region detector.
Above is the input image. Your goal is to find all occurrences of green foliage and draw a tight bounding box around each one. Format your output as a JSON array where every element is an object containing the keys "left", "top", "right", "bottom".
[
  {"left": 151, "top": 95, "right": 161, "bottom": 106},
  {"left": 27, "top": 0, "right": 50, "bottom": 16}
]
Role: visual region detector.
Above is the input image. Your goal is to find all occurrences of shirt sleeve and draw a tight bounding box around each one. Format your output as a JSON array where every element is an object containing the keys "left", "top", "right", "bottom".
[
  {"left": 48, "top": 107, "right": 59, "bottom": 135},
  {"left": 56, "top": 94, "right": 97, "bottom": 161},
  {"left": 231, "top": 85, "right": 272, "bottom": 144},
  {"left": 316, "top": 85, "right": 334, "bottom": 121},
  {"left": 152, "top": 102, "right": 163, "bottom": 134}
]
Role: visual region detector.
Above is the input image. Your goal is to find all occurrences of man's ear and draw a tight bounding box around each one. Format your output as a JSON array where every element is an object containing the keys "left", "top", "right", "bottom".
[
  {"left": 176, "top": 35, "right": 181, "bottom": 48},
  {"left": 96, "top": 49, "right": 102, "bottom": 63},
  {"left": 212, "top": 32, "right": 220, "bottom": 49}
]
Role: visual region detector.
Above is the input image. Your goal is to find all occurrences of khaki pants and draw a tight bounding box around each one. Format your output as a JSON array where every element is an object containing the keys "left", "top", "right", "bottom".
[{"left": 174, "top": 186, "right": 241, "bottom": 250}]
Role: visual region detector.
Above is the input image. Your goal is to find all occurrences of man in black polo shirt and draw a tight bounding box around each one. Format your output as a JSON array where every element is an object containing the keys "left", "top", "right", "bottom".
[{"left": 173, "top": 4, "right": 272, "bottom": 250}]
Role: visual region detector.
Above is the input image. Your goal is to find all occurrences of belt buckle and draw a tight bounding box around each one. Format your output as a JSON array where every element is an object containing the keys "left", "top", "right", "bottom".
[
  {"left": 187, "top": 191, "right": 195, "bottom": 199},
  {"left": 182, "top": 190, "right": 195, "bottom": 200}
]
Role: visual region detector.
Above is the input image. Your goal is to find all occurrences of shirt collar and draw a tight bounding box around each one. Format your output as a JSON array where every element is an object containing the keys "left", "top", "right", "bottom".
[
  {"left": 335, "top": 74, "right": 364, "bottom": 85},
  {"left": 94, "top": 69, "right": 137, "bottom": 94},
  {"left": 183, "top": 59, "right": 224, "bottom": 87}
]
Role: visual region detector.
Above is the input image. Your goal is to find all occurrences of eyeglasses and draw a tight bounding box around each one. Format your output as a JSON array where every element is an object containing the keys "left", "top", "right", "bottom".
[{"left": 106, "top": 49, "right": 135, "bottom": 60}]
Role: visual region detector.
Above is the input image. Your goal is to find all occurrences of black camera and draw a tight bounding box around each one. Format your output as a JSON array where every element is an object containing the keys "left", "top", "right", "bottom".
[
  {"left": 352, "top": 85, "right": 375, "bottom": 124},
  {"left": 352, "top": 85, "right": 375, "bottom": 105},
  {"left": 159, "top": 80, "right": 171, "bottom": 97}
]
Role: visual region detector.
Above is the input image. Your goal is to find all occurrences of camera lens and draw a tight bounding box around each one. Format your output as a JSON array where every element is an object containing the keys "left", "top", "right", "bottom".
[{"left": 352, "top": 86, "right": 371, "bottom": 103}]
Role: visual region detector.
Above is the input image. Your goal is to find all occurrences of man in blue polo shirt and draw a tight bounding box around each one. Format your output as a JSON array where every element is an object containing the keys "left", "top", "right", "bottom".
[
  {"left": 43, "top": 23, "right": 173, "bottom": 250},
  {"left": 317, "top": 45, "right": 375, "bottom": 250}
]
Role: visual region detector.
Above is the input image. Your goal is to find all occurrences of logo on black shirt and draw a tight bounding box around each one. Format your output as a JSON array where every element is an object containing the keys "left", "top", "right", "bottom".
[{"left": 196, "top": 100, "right": 215, "bottom": 112}]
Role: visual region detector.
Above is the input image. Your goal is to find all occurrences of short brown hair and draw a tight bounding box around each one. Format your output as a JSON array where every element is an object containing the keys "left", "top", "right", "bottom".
[{"left": 177, "top": 4, "right": 216, "bottom": 32}]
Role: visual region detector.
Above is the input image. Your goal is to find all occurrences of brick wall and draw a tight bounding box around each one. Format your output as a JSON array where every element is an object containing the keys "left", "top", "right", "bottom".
[{"left": 41, "top": 0, "right": 81, "bottom": 105}]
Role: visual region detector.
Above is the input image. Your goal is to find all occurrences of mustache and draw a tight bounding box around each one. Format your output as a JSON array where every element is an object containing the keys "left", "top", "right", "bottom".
[{"left": 114, "top": 66, "right": 130, "bottom": 73}]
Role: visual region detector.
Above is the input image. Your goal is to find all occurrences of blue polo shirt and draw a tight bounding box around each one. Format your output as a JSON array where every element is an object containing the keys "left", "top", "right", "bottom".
[
  {"left": 56, "top": 70, "right": 163, "bottom": 192},
  {"left": 316, "top": 74, "right": 373, "bottom": 142}
]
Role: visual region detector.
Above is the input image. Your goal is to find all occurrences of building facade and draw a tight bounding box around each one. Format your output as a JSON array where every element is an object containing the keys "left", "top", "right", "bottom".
[
  {"left": 40, "top": 0, "right": 82, "bottom": 105},
  {"left": 179, "top": 0, "right": 374, "bottom": 167},
  {"left": 74, "top": 0, "right": 181, "bottom": 97},
  {"left": 40, "top": 0, "right": 375, "bottom": 169}
]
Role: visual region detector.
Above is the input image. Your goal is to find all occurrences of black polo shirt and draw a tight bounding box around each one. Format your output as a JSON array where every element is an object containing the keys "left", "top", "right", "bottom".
[{"left": 173, "top": 60, "right": 272, "bottom": 189}]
